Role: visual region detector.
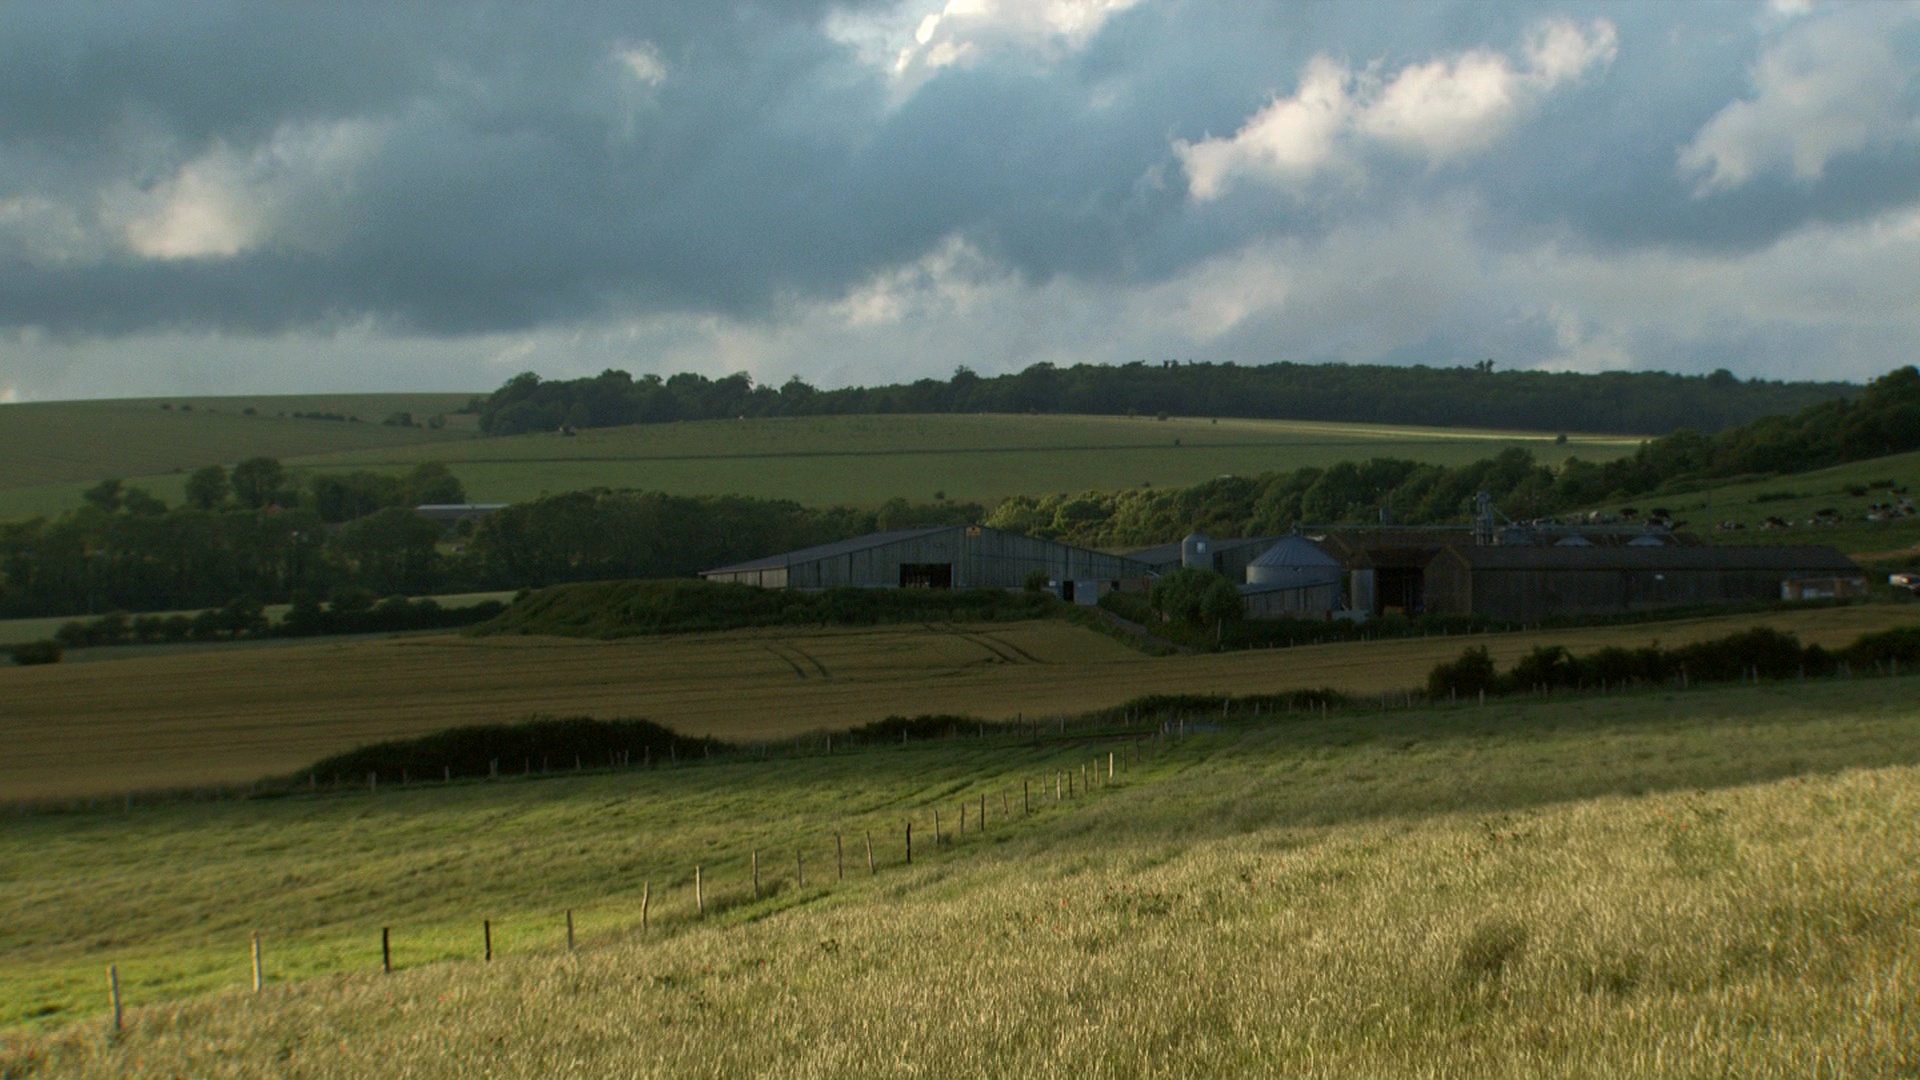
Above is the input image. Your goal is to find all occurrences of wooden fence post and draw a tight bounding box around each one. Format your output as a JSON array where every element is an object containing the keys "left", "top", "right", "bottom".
[
  {"left": 107, "top": 964, "right": 122, "bottom": 1035},
  {"left": 865, "top": 830, "right": 875, "bottom": 875},
  {"left": 905, "top": 822, "right": 912, "bottom": 865},
  {"left": 251, "top": 931, "right": 263, "bottom": 993},
  {"left": 1109, "top": 751, "right": 1114, "bottom": 781},
  {"left": 382, "top": 927, "right": 392, "bottom": 974},
  {"left": 837, "top": 833, "right": 845, "bottom": 881},
  {"left": 642, "top": 881, "right": 651, "bottom": 933},
  {"left": 979, "top": 792, "right": 987, "bottom": 831},
  {"left": 1002, "top": 790, "right": 1010, "bottom": 818},
  {"left": 695, "top": 866, "right": 704, "bottom": 915},
  {"left": 797, "top": 850, "right": 805, "bottom": 888},
  {"left": 484, "top": 919, "right": 493, "bottom": 962},
  {"left": 933, "top": 808, "right": 942, "bottom": 846},
  {"left": 1024, "top": 779, "right": 1030, "bottom": 815},
  {"left": 752, "top": 850, "right": 760, "bottom": 898},
  {"left": 566, "top": 909, "right": 575, "bottom": 952}
]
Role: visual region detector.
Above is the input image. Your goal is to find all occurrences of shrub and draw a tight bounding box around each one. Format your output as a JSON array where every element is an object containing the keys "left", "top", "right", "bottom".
[
  {"left": 1428, "top": 646, "right": 1497, "bottom": 699},
  {"left": 7, "top": 639, "right": 62, "bottom": 665},
  {"left": 304, "top": 715, "right": 719, "bottom": 783}
]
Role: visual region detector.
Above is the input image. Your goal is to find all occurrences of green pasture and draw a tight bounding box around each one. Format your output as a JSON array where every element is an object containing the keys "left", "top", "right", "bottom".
[
  {"left": 5, "top": 675, "right": 1920, "bottom": 1077},
  {"left": 1631, "top": 449, "right": 1920, "bottom": 560},
  {"left": 299, "top": 413, "right": 1640, "bottom": 508},
  {"left": 0, "top": 394, "right": 479, "bottom": 515},
  {"left": 0, "top": 411, "right": 1643, "bottom": 521}
]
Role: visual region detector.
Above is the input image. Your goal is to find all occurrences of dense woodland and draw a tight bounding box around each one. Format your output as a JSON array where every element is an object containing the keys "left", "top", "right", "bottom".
[
  {"left": 476, "top": 361, "right": 1852, "bottom": 437},
  {"left": 2, "top": 367, "right": 1915, "bottom": 621}
]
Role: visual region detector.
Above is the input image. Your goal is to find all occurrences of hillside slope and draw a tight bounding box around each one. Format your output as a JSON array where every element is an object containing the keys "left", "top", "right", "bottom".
[{"left": 5, "top": 677, "right": 1918, "bottom": 1077}]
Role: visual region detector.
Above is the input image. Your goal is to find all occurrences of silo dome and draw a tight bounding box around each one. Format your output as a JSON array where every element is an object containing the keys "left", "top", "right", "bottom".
[
  {"left": 1245, "top": 536, "right": 1345, "bottom": 587},
  {"left": 1180, "top": 532, "right": 1213, "bottom": 570}
]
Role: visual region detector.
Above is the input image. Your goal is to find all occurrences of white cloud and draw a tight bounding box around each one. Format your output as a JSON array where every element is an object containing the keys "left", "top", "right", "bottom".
[
  {"left": 828, "top": 0, "right": 1138, "bottom": 98},
  {"left": 1679, "top": 7, "right": 1919, "bottom": 194},
  {"left": 104, "top": 118, "right": 388, "bottom": 260},
  {"left": 1178, "top": 57, "right": 1355, "bottom": 200},
  {"left": 617, "top": 42, "right": 669, "bottom": 86},
  {"left": 1177, "top": 17, "right": 1616, "bottom": 199}
]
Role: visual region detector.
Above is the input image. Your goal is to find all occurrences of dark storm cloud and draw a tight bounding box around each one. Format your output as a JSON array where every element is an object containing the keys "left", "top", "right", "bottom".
[{"left": 1, "top": 0, "right": 1918, "bottom": 343}]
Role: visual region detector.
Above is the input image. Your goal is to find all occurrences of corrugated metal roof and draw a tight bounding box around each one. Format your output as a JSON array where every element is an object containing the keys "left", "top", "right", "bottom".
[
  {"left": 701, "top": 526, "right": 956, "bottom": 575},
  {"left": 1124, "top": 535, "right": 1277, "bottom": 566},
  {"left": 1445, "top": 544, "right": 1860, "bottom": 572},
  {"left": 1248, "top": 535, "right": 1343, "bottom": 568}
]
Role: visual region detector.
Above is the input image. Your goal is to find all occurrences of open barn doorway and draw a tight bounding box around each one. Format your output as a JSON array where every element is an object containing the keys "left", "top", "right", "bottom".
[{"left": 899, "top": 563, "right": 954, "bottom": 589}]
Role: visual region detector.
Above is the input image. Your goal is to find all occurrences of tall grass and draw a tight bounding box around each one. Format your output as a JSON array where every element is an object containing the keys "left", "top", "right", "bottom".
[{"left": 5, "top": 677, "right": 1920, "bottom": 1076}]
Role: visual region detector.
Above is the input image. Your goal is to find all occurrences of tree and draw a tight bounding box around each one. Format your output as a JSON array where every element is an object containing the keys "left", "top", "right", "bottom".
[
  {"left": 184, "top": 465, "right": 229, "bottom": 510},
  {"left": 120, "top": 487, "right": 168, "bottom": 516},
  {"left": 82, "top": 478, "right": 123, "bottom": 512},
  {"left": 1149, "top": 568, "right": 1241, "bottom": 626},
  {"left": 230, "top": 457, "right": 288, "bottom": 509}
]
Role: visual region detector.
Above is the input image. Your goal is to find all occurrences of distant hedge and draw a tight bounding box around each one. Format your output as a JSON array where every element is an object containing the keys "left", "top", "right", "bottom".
[
  {"left": 6, "top": 639, "right": 62, "bottom": 665},
  {"left": 474, "top": 579, "right": 1059, "bottom": 638},
  {"left": 304, "top": 716, "right": 722, "bottom": 784},
  {"left": 1428, "top": 625, "right": 1920, "bottom": 699}
]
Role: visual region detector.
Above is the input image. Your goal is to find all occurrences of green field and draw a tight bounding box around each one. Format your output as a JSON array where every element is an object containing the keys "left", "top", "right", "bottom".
[
  {"left": 0, "top": 408, "right": 1642, "bottom": 521},
  {"left": 4, "top": 676, "right": 1918, "bottom": 1076},
  {"left": 1634, "top": 449, "right": 1920, "bottom": 561},
  {"left": 4, "top": 603, "right": 1913, "bottom": 801},
  {"left": 0, "top": 394, "right": 480, "bottom": 519}
]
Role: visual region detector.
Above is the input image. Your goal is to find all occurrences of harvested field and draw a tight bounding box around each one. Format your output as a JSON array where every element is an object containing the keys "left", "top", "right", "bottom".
[{"left": 3, "top": 603, "right": 1913, "bottom": 800}]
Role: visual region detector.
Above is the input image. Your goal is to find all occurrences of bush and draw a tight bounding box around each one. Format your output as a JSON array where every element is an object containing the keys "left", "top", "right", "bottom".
[
  {"left": 7, "top": 639, "right": 62, "bottom": 665},
  {"left": 304, "top": 715, "right": 719, "bottom": 783},
  {"left": 1149, "top": 568, "right": 1241, "bottom": 627},
  {"left": 1428, "top": 646, "right": 1497, "bottom": 698}
]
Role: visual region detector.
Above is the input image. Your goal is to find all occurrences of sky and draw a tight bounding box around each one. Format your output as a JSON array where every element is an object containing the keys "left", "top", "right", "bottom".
[{"left": 2, "top": 0, "right": 1918, "bottom": 402}]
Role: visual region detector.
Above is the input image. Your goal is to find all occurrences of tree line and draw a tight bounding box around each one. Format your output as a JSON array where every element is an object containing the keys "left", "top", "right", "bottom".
[
  {"left": 475, "top": 361, "right": 1852, "bottom": 437},
  {"left": 0, "top": 481, "right": 981, "bottom": 619},
  {"left": 985, "top": 366, "right": 1920, "bottom": 546}
]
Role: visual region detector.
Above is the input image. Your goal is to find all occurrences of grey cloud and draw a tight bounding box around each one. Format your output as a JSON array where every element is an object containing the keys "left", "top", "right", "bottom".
[{"left": 2, "top": 0, "right": 1919, "bottom": 394}]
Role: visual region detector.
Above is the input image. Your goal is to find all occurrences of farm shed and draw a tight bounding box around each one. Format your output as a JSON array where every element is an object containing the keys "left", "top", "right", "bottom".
[
  {"left": 701, "top": 525, "right": 1154, "bottom": 597},
  {"left": 1420, "top": 544, "right": 1863, "bottom": 622}
]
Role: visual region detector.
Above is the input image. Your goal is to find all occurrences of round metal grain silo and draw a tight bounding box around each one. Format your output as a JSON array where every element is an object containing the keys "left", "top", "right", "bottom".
[
  {"left": 1180, "top": 532, "right": 1212, "bottom": 570},
  {"left": 1245, "top": 536, "right": 1344, "bottom": 588}
]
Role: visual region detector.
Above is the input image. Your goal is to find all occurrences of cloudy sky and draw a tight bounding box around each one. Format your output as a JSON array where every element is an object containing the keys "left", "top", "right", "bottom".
[{"left": 2, "top": 0, "right": 1918, "bottom": 402}]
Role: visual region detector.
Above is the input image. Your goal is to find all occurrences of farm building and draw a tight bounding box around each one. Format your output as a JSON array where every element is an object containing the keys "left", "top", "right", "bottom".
[
  {"left": 1238, "top": 535, "right": 1347, "bottom": 618},
  {"left": 700, "top": 525, "right": 1153, "bottom": 601},
  {"left": 1419, "top": 544, "right": 1865, "bottom": 621},
  {"left": 1126, "top": 534, "right": 1278, "bottom": 579}
]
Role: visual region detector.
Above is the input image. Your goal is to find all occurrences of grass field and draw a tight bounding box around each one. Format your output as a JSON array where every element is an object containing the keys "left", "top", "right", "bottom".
[
  {"left": 5, "top": 603, "right": 1914, "bottom": 801},
  {"left": 1645, "top": 449, "right": 1920, "bottom": 561},
  {"left": 0, "top": 410, "right": 1643, "bottom": 521},
  {"left": 0, "top": 394, "right": 480, "bottom": 520},
  {"left": 4, "top": 676, "right": 1918, "bottom": 1076}
]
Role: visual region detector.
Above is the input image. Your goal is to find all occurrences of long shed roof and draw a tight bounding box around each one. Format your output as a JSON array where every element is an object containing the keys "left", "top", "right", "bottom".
[{"left": 702, "top": 527, "right": 953, "bottom": 575}]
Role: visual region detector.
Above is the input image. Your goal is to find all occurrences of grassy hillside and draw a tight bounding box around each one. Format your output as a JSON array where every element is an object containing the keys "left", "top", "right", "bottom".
[
  {"left": 1633, "top": 449, "right": 1920, "bottom": 561},
  {"left": 4, "top": 604, "right": 1913, "bottom": 800},
  {"left": 0, "top": 394, "right": 479, "bottom": 515},
  {"left": 0, "top": 411, "right": 1642, "bottom": 521},
  {"left": 5, "top": 676, "right": 1918, "bottom": 1076}
]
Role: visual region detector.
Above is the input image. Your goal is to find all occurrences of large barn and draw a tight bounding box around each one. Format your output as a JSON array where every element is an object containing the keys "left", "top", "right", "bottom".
[
  {"left": 700, "top": 525, "right": 1153, "bottom": 601},
  {"left": 1419, "top": 543, "right": 1865, "bottom": 622}
]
